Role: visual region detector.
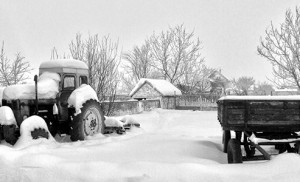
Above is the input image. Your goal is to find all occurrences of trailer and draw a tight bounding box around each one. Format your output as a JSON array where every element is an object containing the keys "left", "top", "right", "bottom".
[{"left": 217, "top": 95, "right": 300, "bottom": 163}]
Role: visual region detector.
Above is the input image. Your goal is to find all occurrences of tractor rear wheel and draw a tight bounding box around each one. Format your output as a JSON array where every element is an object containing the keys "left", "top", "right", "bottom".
[{"left": 70, "top": 99, "right": 105, "bottom": 141}]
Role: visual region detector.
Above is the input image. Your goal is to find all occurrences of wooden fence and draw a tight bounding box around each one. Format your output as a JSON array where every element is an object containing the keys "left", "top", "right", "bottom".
[
  {"left": 176, "top": 94, "right": 220, "bottom": 111},
  {"left": 101, "top": 94, "right": 221, "bottom": 115}
]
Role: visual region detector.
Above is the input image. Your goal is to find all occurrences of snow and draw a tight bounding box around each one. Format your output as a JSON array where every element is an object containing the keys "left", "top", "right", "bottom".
[
  {"left": 67, "top": 84, "right": 99, "bottom": 115},
  {"left": 39, "top": 59, "right": 88, "bottom": 69},
  {"left": 104, "top": 115, "right": 140, "bottom": 128},
  {"left": 0, "top": 106, "right": 17, "bottom": 125},
  {"left": 2, "top": 72, "right": 60, "bottom": 100},
  {"left": 129, "top": 78, "right": 182, "bottom": 97},
  {"left": 119, "top": 115, "right": 139, "bottom": 125},
  {"left": 274, "top": 88, "right": 298, "bottom": 92},
  {"left": 14, "top": 115, "right": 55, "bottom": 149},
  {"left": 0, "top": 109, "right": 300, "bottom": 181},
  {"left": 104, "top": 116, "right": 124, "bottom": 127},
  {"left": 219, "top": 95, "right": 300, "bottom": 101},
  {"left": 250, "top": 133, "right": 300, "bottom": 145}
]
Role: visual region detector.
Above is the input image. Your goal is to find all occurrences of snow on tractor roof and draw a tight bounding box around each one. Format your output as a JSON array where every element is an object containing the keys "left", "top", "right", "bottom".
[
  {"left": 39, "top": 59, "right": 88, "bottom": 70},
  {"left": 129, "top": 78, "right": 182, "bottom": 97},
  {"left": 219, "top": 95, "right": 300, "bottom": 101}
]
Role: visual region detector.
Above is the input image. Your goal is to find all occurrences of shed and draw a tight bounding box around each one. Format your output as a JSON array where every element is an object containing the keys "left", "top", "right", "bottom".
[{"left": 129, "top": 78, "right": 182, "bottom": 109}]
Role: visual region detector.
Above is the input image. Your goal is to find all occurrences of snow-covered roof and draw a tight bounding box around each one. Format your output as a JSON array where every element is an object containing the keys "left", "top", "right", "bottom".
[
  {"left": 219, "top": 95, "right": 300, "bottom": 101},
  {"left": 129, "top": 78, "right": 182, "bottom": 97},
  {"left": 39, "top": 59, "right": 88, "bottom": 70}
]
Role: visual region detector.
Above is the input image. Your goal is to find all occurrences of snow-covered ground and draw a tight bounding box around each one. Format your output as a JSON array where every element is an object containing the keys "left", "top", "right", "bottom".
[{"left": 1, "top": 109, "right": 300, "bottom": 182}]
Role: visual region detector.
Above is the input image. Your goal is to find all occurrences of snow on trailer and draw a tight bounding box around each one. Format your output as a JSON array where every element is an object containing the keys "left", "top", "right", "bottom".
[
  {"left": 219, "top": 95, "right": 300, "bottom": 101},
  {"left": 218, "top": 95, "right": 300, "bottom": 163}
]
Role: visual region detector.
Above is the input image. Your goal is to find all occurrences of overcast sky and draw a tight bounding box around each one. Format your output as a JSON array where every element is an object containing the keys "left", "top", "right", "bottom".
[{"left": 0, "top": 0, "right": 299, "bottom": 82}]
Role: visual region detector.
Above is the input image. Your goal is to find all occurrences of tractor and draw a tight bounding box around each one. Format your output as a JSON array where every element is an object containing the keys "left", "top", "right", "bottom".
[{"left": 0, "top": 59, "right": 114, "bottom": 144}]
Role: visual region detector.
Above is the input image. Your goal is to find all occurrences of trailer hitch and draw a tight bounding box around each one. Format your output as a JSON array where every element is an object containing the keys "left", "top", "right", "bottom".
[{"left": 245, "top": 132, "right": 271, "bottom": 160}]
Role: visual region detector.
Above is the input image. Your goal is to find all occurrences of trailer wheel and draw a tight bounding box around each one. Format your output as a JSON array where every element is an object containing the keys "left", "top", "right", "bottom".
[
  {"left": 70, "top": 99, "right": 105, "bottom": 141},
  {"left": 222, "top": 130, "right": 231, "bottom": 153},
  {"left": 294, "top": 142, "right": 300, "bottom": 154},
  {"left": 31, "top": 128, "right": 49, "bottom": 139},
  {"left": 227, "top": 139, "right": 243, "bottom": 164}
]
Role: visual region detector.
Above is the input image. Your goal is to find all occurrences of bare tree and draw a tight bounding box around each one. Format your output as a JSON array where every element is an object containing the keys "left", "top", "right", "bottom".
[
  {"left": 177, "top": 65, "right": 215, "bottom": 94},
  {"left": 253, "top": 82, "right": 275, "bottom": 95},
  {"left": 0, "top": 42, "right": 31, "bottom": 86},
  {"left": 69, "top": 34, "right": 121, "bottom": 115},
  {"left": 150, "top": 29, "right": 173, "bottom": 81},
  {"left": 51, "top": 47, "right": 70, "bottom": 60},
  {"left": 122, "top": 41, "right": 157, "bottom": 91},
  {"left": 232, "top": 76, "right": 255, "bottom": 95},
  {"left": 258, "top": 7, "right": 300, "bottom": 89},
  {"left": 122, "top": 25, "right": 206, "bottom": 94},
  {"left": 123, "top": 41, "right": 154, "bottom": 80},
  {"left": 170, "top": 25, "right": 203, "bottom": 85},
  {"left": 150, "top": 25, "right": 205, "bottom": 88}
]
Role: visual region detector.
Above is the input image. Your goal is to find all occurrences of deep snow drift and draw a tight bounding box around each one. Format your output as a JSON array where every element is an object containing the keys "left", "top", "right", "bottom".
[{"left": 0, "top": 109, "right": 300, "bottom": 182}]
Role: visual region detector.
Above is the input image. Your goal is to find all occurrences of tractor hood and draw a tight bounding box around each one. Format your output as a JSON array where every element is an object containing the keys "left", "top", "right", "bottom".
[{"left": 3, "top": 72, "right": 60, "bottom": 100}]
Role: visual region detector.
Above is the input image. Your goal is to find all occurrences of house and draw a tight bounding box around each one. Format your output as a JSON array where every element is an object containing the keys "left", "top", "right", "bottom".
[
  {"left": 208, "top": 70, "right": 231, "bottom": 95},
  {"left": 129, "top": 78, "right": 182, "bottom": 109}
]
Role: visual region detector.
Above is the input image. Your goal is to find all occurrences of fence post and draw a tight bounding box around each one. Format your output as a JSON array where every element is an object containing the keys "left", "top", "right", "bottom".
[{"left": 174, "top": 91, "right": 176, "bottom": 109}]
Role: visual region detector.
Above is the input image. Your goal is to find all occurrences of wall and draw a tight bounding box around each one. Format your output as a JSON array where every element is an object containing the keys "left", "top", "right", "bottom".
[
  {"left": 142, "top": 99, "right": 161, "bottom": 111},
  {"left": 102, "top": 99, "right": 160, "bottom": 116},
  {"left": 161, "top": 96, "right": 177, "bottom": 109}
]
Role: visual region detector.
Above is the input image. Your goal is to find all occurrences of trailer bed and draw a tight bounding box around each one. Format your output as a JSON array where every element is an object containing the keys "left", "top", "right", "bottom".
[{"left": 218, "top": 96, "right": 300, "bottom": 132}]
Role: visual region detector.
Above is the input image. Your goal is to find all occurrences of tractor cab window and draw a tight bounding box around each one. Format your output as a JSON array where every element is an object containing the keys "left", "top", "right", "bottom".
[
  {"left": 63, "top": 76, "right": 75, "bottom": 90},
  {"left": 80, "top": 76, "right": 88, "bottom": 85}
]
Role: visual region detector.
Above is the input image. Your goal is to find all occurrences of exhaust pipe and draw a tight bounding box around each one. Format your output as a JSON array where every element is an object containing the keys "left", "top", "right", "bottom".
[{"left": 34, "top": 75, "right": 38, "bottom": 114}]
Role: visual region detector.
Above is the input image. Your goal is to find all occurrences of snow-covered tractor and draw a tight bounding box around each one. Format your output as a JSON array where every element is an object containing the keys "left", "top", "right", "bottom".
[{"left": 0, "top": 59, "right": 117, "bottom": 144}]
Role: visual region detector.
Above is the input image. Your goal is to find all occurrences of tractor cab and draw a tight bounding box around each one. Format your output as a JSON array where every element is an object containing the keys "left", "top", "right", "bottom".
[{"left": 39, "top": 59, "right": 89, "bottom": 121}]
